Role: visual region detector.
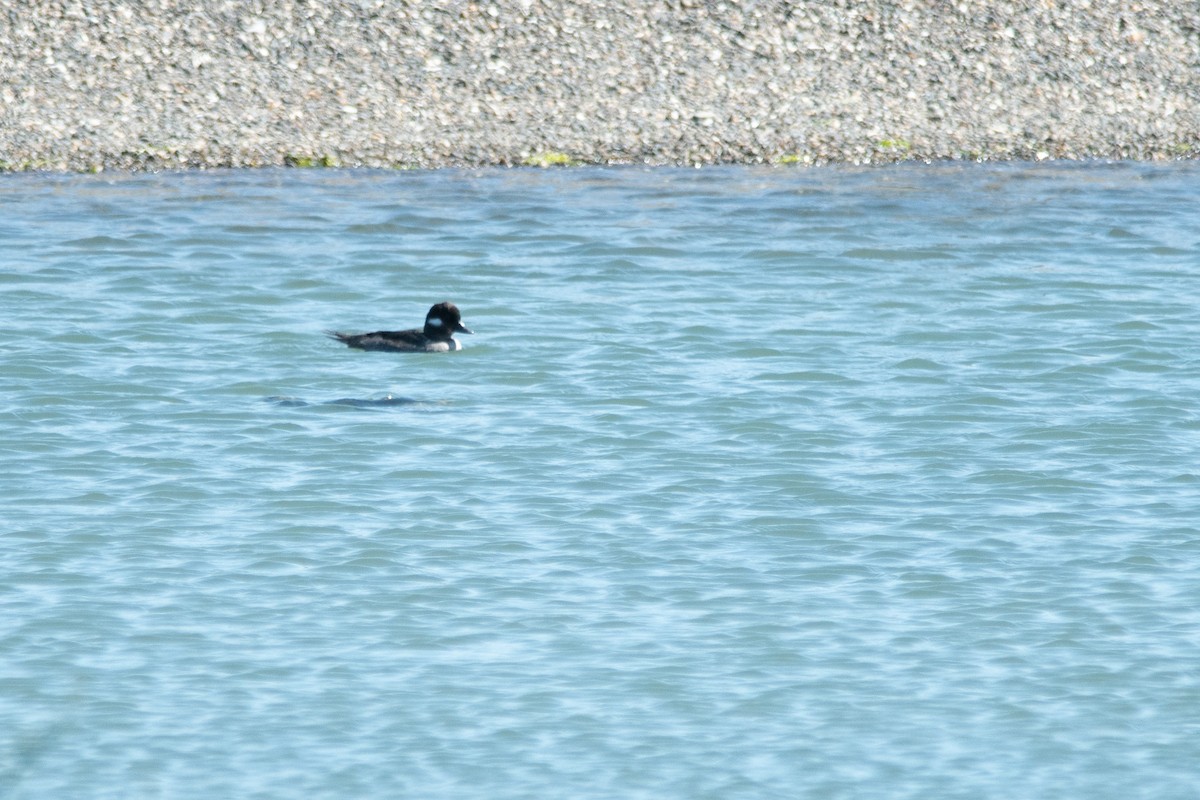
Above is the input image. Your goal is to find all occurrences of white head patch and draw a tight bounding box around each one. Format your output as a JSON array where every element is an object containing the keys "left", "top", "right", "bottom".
[{"left": 427, "top": 316, "right": 444, "bottom": 328}]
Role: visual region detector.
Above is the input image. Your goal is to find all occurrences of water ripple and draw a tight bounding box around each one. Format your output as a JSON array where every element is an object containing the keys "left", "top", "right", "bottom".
[{"left": 2, "top": 163, "right": 1199, "bottom": 799}]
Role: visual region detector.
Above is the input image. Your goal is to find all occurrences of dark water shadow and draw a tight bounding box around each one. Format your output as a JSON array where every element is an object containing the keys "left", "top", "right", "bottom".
[{"left": 266, "top": 394, "right": 426, "bottom": 409}]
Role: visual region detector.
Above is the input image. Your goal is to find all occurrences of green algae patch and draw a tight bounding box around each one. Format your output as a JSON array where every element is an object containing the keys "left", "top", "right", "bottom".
[
  {"left": 774, "top": 153, "right": 813, "bottom": 166},
  {"left": 877, "top": 138, "right": 912, "bottom": 153},
  {"left": 285, "top": 154, "right": 339, "bottom": 168},
  {"left": 521, "top": 151, "right": 580, "bottom": 167}
]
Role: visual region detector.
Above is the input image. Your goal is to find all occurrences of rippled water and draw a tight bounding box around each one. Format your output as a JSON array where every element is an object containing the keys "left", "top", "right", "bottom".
[{"left": 3, "top": 163, "right": 1199, "bottom": 799}]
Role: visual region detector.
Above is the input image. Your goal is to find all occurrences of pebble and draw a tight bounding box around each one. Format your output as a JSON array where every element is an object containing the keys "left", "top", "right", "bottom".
[{"left": 0, "top": 0, "right": 1197, "bottom": 171}]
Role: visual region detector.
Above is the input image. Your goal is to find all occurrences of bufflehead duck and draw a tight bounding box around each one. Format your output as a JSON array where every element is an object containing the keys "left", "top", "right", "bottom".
[{"left": 326, "top": 302, "right": 473, "bottom": 352}]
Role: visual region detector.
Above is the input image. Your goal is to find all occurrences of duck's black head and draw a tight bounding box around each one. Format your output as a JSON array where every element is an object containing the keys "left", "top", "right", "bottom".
[{"left": 423, "top": 302, "right": 473, "bottom": 338}]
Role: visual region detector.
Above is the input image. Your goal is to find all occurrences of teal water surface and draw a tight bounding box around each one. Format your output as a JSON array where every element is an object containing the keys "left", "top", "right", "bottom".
[{"left": 2, "top": 163, "right": 1199, "bottom": 799}]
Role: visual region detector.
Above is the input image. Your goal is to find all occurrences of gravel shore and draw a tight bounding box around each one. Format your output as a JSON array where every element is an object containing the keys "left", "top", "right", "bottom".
[{"left": 2, "top": 0, "right": 1198, "bottom": 171}]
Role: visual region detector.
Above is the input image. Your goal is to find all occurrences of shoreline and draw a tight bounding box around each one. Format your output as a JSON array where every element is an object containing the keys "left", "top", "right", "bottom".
[
  {"left": 2, "top": 1, "right": 1198, "bottom": 173},
  {"left": 4, "top": 153, "right": 1197, "bottom": 177}
]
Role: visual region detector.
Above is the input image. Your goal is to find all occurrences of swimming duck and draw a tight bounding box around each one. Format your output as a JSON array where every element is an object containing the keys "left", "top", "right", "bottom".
[{"left": 326, "top": 302, "right": 473, "bottom": 352}]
